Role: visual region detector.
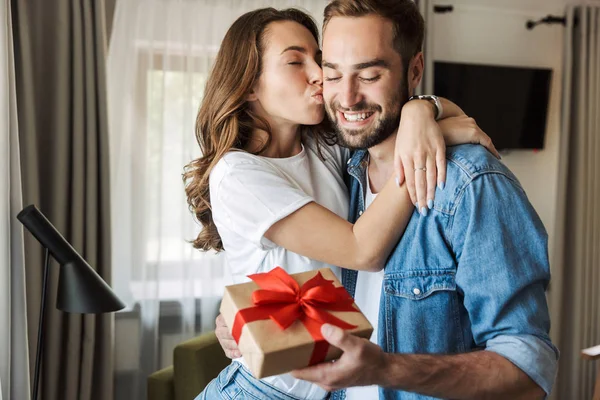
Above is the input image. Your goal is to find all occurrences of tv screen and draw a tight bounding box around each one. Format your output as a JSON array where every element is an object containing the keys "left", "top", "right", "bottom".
[{"left": 433, "top": 61, "right": 552, "bottom": 150}]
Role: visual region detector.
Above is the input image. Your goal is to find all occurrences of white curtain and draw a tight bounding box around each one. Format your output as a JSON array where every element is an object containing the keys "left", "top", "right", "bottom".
[
  {"left": 550, "top": 4, "right": 600, "bottom": 400},
  {"left": 0, "top": 0, "right": 30, "bottom": 399},
  {"left": 107, "top": 1, "right": 326, "bottom": 398}
]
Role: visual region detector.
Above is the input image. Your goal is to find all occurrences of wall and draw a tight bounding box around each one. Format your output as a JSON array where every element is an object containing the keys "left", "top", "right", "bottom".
[{"left": 429, "top": 0, "right": 567, "bottom": 267}]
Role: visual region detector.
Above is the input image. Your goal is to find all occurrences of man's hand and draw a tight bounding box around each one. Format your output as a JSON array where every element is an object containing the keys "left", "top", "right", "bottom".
[
  {"left": 290, "top": 324, "right": 387, "bottom": 391},
  {"left": 215, "top": 314, "right": 241, "bottom": 359}
]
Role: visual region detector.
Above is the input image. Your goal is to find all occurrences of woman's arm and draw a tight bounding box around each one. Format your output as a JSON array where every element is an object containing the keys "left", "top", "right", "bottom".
[
  {"left": 439, "top": 97, "right": 466, "bottom": 118},
  {"left": 438, "top": 115, "right": 499, "bottom": 153},
  {"left": 410, "top": 97, "right": 466, "bottom": 119},
  {"left": 265, "top": 100, "right": 470, "bottom": 272},
  {"left": 265, "top": 174, "right": 412, "bottom": 272}
]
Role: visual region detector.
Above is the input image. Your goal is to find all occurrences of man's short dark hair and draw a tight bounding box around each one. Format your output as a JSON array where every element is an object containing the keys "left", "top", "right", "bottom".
[{"left": 323, "top": 0, "right": 425, "bottom": 70}]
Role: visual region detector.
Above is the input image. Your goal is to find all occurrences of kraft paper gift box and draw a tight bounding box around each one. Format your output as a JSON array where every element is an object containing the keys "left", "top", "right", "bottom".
[{"left": 220, "top": 267, "right": 373, "bottom": 379}]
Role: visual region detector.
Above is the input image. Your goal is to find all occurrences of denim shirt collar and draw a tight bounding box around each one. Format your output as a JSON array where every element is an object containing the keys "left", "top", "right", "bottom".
[
  {"left": 346, "top": 149, "right": 369, "bottom": 223},
  {"left": 347, "top": 149, "right": 368, "bottom": 172}
]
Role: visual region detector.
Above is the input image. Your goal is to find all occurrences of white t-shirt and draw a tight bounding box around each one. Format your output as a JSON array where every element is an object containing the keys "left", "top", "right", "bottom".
[
  {"left": 210, "top": 136, "right": 350, "bottom": 400},
  {"left": 346, "top": 168, "right": 384, "bottom": 400}
]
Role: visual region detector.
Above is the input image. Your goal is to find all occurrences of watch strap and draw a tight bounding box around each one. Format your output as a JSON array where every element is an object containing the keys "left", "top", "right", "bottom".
[{"left": 408, "top": 95, "right": 443, "bottom": 120}]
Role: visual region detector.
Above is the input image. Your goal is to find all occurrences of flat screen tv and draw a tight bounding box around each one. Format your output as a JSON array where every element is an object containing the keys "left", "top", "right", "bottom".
[{"left": 433, "top": 61, "right": 552, "bottom": 150}]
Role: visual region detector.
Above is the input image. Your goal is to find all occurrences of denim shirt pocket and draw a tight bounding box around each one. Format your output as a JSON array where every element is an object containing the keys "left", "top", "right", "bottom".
[
  {"left": 382, "top": 270, "right": 465, "bottom": 355},
  {"left": 383, "top": 270, "right": 456, "bottom": 300}
]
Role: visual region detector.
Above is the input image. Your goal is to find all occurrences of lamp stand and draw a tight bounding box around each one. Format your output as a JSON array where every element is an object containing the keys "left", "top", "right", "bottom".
[{"left": 32, "top": 248, "right": 50, "bottom": 400}]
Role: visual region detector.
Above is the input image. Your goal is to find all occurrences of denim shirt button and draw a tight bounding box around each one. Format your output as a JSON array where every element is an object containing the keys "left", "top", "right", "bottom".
[
  {"left": 412, "top": 288, "right": 421, "bottom": 295},
  {"left": 359, "top": 210, "right": 363, "bottom": 216}
]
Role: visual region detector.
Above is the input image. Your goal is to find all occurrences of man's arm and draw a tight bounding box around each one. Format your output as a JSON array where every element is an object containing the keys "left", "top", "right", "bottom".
[
  {"left": 292, "top": 324, "right": 544, "bottom": 400},
  {"left": 381, "top": 349, "right": 544, "bottom": 399},
  {"left": 450, "top": 171, "right": 558, "bottom": 396}
]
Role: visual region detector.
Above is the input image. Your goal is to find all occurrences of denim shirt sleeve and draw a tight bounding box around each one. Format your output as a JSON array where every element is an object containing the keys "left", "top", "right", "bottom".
[{"left": 450, "top": 173, "right": 559, "bottom": 396}]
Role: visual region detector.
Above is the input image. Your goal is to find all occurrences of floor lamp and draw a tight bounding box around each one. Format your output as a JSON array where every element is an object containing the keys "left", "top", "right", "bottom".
[{"left": 17, "top": 204, "right": 125, "bottom": 400}]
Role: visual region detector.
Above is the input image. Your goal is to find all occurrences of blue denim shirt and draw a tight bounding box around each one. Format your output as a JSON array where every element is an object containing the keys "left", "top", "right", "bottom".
[{"left": 332, "top": 144, "right": 559, "bottom": 400}]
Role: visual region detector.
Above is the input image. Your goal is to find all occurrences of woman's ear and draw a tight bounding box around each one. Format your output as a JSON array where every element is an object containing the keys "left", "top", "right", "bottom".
[{"left": 246, "top": 88, "right": 258, "bottom": 102}]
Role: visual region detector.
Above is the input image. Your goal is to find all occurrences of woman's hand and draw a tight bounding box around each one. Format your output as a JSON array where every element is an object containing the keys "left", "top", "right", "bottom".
[
  {"left": 395, "top": 101, "right": 446, "bottom": 214},
  {"left": 438, "top": 116, "right": 501, "bottom": 158},
  {"left": 395, "top": 102, "right": 501, "bottom": 214},
  {"left": 215, "top": 314, "right": 241, "bottom": 359}
]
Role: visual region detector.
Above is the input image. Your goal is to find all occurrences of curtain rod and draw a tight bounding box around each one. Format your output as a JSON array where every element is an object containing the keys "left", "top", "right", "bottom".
[
  {"left": 432, "top": 7, "right": 571, "bottom": 30},
  {"left": 526, "top": 15, "right": 567, "bottom": 29}
]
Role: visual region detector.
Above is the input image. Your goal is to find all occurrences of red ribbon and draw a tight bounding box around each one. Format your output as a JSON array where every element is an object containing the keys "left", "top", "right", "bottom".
[{"left": 231, "top": 267, "right": 358, "bottom": 366}]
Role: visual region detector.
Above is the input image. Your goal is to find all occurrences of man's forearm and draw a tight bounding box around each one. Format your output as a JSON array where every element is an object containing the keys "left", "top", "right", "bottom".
[{"left": 379, "top": 350, "right": 545, "bottom": 400}]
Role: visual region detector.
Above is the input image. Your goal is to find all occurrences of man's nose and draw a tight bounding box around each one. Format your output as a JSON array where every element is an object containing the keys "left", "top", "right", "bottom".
[{"left": 339, "top": 79, "right": 362, "bottom": 109}]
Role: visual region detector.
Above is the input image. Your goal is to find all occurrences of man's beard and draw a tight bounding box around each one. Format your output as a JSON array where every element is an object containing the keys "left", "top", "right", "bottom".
[{"left": 327, "top": 79, "right": 409, "bottom": 150}]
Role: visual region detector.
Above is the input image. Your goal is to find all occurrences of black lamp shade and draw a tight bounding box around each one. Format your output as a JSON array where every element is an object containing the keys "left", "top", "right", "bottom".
[
  {"left": 17, "top": 204, "right": 86, "bottom": 265},
  {"left": 17, "top": 204, "right": 125, "bottom": 314},
  {"left": 57, "top": 261, "right": 125, "bottom": 313}
]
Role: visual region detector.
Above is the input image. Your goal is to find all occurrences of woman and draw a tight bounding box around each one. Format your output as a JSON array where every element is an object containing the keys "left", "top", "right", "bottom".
[{"left": 185, "top": 7, "right": 496, "bottom": 400}]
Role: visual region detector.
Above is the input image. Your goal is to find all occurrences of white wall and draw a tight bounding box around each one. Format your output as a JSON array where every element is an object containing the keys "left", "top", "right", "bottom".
[{"left": 430, "top": 0, "right": 567, "bottom": 266}]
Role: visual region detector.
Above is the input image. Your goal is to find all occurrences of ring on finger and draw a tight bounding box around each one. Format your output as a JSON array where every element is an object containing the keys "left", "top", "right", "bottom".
[{"left": 414, "top": 167, "right": 427, "bottom": 172}]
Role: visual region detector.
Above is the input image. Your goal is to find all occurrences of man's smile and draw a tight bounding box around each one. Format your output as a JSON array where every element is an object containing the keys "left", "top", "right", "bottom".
[{"left": 337, "top": 110, "right": 377, "bottom": 128}]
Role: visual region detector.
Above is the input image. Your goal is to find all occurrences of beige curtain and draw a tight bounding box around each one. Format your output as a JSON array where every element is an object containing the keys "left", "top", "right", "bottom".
[
  {"left": 11, "top": 0, "right": 114, "bottom": 399},
  {"left": 550, "top": 5, "right": 600, "bottom": 399},
  {"left": 1, "top": 0, "right": 29, "bottom": 398}
]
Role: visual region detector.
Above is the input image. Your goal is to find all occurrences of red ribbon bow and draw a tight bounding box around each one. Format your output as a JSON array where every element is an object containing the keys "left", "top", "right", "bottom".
[{"left": 231, "top": 267, "right": 358, "bottom": 366}]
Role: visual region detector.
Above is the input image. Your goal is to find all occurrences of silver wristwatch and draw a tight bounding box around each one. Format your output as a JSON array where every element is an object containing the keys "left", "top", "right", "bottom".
[{"left": 408, "top": 94, "right": 443, "bottom": 120}]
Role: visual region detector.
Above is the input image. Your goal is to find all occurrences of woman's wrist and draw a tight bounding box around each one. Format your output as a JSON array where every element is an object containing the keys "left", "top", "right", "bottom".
[{"left": 401, "top": 99, "right": 436, "bottom": 119}]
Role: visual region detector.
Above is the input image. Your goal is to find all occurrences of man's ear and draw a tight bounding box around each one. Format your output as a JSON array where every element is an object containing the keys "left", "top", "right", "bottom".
[{"left": 407, "top": 52, "right": 424, "bottom": 91}]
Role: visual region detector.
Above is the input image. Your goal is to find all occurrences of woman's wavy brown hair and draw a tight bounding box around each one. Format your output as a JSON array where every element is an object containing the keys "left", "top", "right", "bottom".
[{"left": 184, "top": 8, "right": 336, "bottom": 252}]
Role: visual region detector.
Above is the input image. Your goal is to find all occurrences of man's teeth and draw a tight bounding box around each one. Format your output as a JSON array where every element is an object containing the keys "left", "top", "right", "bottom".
[{"left": 343, "top": 112, "right": 373, "bottom": 122}]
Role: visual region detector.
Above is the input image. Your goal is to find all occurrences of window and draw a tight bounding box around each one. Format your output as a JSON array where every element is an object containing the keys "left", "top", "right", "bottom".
[{"left": 119, "top": 52, "right": 226, "bottom": 305}]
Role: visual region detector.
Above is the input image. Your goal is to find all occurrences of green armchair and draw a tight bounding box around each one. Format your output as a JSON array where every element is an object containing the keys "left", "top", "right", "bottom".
[{"left": 147, "top": 331, "right": 230, "bottom": 400}]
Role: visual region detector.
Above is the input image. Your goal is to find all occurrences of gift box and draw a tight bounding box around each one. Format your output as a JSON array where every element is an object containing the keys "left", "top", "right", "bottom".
[{"left": 220, "top": 267, "right": 373, "bottom": 379}]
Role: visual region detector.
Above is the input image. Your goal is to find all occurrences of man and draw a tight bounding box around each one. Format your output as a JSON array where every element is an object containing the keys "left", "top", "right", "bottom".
[{"left": 218, "top": 0, "right": 558, "bottom": 398}]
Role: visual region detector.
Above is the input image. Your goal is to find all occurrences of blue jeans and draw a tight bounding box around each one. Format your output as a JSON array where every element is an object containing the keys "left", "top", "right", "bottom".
[{"left": 195, "top": 362, "right": 310, "bottom": 400}]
